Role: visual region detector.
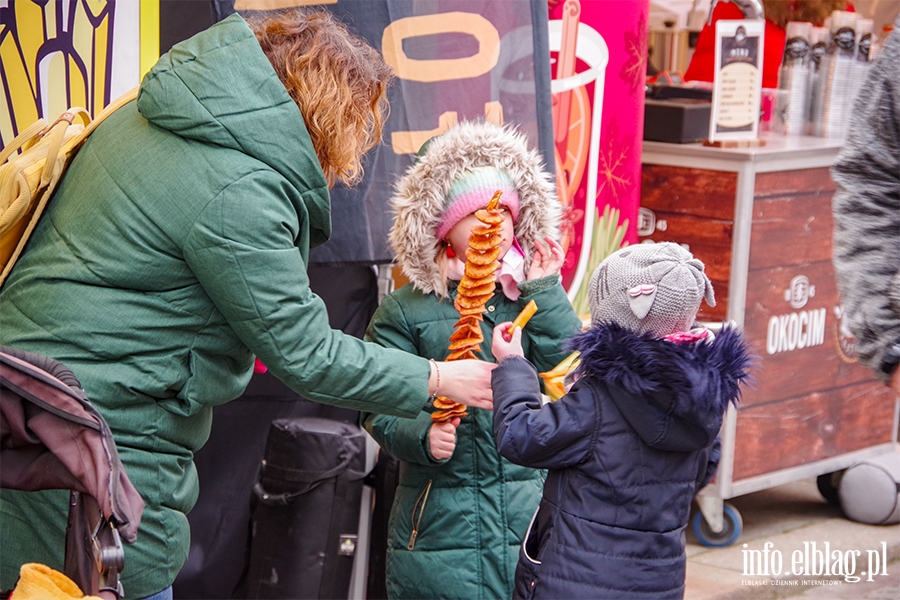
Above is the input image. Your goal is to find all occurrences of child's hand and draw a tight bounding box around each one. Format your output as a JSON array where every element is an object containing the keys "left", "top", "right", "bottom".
[
  {"left": 527, "top": 236, "right": 565, "bottom": 280},
  {"left": 492, "top": 322, "right": 524, "bottom": 362},
  {"left": 429, "top": 417, "right": 460, "bottom": 460}
]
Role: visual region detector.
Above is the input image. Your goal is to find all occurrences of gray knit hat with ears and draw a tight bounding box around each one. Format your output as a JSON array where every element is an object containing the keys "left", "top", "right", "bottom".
[{"left": 588, "top": 242, "right": 716, "bottom": 337}]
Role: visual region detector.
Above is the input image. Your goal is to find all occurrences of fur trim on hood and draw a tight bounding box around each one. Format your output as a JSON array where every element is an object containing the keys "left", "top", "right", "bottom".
[
  {"left": 389, "top": 120, "right": 560, "bottom": 296},
  {"left": 568, "top": 323, "right": 753, "bottom": 451}
]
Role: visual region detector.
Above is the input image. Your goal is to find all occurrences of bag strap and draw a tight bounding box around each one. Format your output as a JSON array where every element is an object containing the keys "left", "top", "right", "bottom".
[
  {"left": 74, "top": 86, "right": 139, "bottom": 145},
  {"left": 260, "top": 451, "right": 357, "bottom": 484},
  {"left": 1, "top": 86, "right": 137, "bottom": 168},
  {"left": 40, "top": 87, "right": 138, "bottom": 184},
  {"left": 38, "top": 118, "right": 78, "bottom": 188},
  {"left": 251, "top": 450, "right": 357, "bottom": 506},
  {"left": 0, "top": 119, "right": 49, "bottom": 165}
]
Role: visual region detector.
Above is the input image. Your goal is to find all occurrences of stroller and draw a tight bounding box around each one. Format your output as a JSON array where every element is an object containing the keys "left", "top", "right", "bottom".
[{"left": 0, "top": 346, "right": 144, "bottom": 598}]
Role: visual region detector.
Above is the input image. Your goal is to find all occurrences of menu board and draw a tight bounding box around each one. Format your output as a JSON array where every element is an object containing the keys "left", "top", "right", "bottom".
[{"left": 708, "top": 19, "right": 764, "bottom": 142}]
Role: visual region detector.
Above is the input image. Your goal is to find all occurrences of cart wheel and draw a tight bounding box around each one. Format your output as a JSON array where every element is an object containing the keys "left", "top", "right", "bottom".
[
  {"left": 693, "top": 503, "right": 742, "bottom": 547},
  {"left": 816, "top": 472, "right": 842, "bottom": 506}
]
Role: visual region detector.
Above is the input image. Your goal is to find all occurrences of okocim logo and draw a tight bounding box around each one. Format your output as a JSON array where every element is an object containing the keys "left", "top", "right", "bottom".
[{"left": 766, "top": 275, "right": 825, "bottom": 355}]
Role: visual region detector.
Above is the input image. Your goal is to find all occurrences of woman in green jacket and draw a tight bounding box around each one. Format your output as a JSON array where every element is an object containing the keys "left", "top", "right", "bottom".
[
  {"left": 364, "top": 121, "right": 582, "bottom": 600},
  {"left": 0, "top": 11, "right": 493, "bottom": 599}
]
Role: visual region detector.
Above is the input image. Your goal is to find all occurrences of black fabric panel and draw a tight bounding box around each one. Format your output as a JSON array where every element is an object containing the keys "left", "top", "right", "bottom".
[
  {"left": 159, "top": 1, "right": 552, "bottom": 267},
  {"left": 236, "top": 418, "right": 367, "bottom": 599},
  {"left": 365, "top": 452, "right": 400, "bottom": 600},
  {"left": 305, "top": 0, "right": 549, "bottom": 265},
  {"left": 159, "top": 0, "right": 219, "bottom": 55},
  {"left": 531, "top": 0, "right": 556, "bottom": 176}
]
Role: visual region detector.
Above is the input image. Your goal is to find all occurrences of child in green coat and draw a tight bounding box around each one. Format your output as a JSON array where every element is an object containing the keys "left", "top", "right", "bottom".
[{"left": 363, "top": 120, "right": 581, "bottom": 600}]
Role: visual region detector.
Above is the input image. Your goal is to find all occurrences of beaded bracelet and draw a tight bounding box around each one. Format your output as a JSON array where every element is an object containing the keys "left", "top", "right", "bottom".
[{"left": 429, "top": 358, "right": 440, "bottom": 401}]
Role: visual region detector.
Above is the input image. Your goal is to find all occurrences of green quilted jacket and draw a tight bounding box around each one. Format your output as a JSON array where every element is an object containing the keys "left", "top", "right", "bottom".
[
  {"left": 0, "top": 14, "right": 428, "bottom": 597},
  {"left": 364, "top": 279, "right": 581, "bottom": 600}
]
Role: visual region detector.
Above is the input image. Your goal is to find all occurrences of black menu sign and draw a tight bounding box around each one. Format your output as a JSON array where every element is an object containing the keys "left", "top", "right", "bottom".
[{"left": 709, "top": 19, "right": 764, "bottom": 142}]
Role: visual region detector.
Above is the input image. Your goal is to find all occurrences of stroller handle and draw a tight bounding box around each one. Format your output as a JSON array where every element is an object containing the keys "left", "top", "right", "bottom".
[{"left": 0, "top": 345, "right": 82, "bottom": 388}]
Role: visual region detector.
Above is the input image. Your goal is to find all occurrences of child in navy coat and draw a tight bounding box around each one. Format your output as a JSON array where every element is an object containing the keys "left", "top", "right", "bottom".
[{"left": 490, "top": 242, "right": 751, "bottom": 599}]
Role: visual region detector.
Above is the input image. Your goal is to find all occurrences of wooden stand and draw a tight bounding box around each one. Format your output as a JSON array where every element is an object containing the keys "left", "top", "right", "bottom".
[{"left": 640, "top": 136, "right": 898, "bottom": 539}]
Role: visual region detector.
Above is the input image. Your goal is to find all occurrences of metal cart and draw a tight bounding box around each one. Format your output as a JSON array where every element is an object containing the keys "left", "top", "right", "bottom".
[{"left": 639, "top": 135, "right": 899, "bottom": 546}]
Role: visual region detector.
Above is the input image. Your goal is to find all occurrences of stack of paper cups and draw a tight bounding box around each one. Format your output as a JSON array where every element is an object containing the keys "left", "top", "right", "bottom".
[
  {"left": 851, "top": 18, "right": 874, "bottom": 105},
  {"left": 806, "top": 26, "right": 829, "bottom": 135},
  {"left": 815, "top": 11, "right": 859, "bottom": 138},
  {"left": 778, "top": 21, "right": 812, "bottom": 136}
]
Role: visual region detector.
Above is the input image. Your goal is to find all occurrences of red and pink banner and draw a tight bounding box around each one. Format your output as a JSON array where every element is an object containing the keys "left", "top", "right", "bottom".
[{"left": 548, "top": 0, "right": 647, "bottom": 302}]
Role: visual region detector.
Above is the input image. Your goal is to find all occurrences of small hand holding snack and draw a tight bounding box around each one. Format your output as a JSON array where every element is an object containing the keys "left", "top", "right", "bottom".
[
  {"left": 429, "top": 417, "right": 461, "bottom": 460},
  {"left": 527, "top": 236, "right": 565, "bottom": 280},
  {"left": 508, "top": 300, "right": 537, "bottom": 336},
  {"left": 492, "top": 322, "right": 524, "bottom": 362}
]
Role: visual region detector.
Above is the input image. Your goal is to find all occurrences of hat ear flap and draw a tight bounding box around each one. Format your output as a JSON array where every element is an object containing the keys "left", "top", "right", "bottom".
[
  {"left": 704, "top": 277, "right": 716, "bottom": 307},
  {"left": 688, "top": 257, "right": 716, "bottom": 308},
  {"left": 698, "top": 269, "right": 716, "bottom": 308},
  {"left": 627, "top": 284, "right": 657, "bottom": 320}
]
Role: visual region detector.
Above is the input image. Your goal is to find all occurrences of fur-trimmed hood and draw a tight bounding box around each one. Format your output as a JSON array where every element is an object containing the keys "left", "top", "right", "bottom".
[
  {"left": 389, "top": 120, "right": 560, "bottom": 296},
  {"left": 569, "top": 323, "right": 752, "bottom": 451}
]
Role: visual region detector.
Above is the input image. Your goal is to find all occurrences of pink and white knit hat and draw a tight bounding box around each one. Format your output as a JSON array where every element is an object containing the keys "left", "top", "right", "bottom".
[{"left": 435, "top": 166, "right": 520, "bottom": 240}]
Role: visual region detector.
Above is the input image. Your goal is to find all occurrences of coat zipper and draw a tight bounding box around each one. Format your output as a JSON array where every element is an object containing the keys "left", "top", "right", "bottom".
[{"left": 407, "top": 479, "right": 433, "bottom": 550}]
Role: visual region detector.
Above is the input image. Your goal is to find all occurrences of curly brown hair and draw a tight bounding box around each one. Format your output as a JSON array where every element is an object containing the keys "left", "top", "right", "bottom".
[
  {"left": 763, "top": 0, "right": 849, "bottom": 29},
  {"left": 253, "top": 10, "right": 394, "bottom": 187}
]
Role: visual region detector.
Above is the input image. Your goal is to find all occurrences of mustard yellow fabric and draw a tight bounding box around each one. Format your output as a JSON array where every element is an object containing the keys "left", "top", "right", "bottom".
[{"left": 9, "top": 564, "right": 102, "bottom": 600}]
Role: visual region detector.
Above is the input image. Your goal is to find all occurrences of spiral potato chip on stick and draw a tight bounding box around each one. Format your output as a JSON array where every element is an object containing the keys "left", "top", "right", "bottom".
[{"left": 431, "top": 190, "right": 505, "bottom": 422}]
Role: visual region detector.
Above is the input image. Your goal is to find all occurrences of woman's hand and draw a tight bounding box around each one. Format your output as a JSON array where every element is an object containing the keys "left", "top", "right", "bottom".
[
  {"left": 431, "top": 360, "right": 494, "bottom": 410},
  {"left": 429, "top": 417, "right": 460, "bottom": 460},
  {"left": 492, "top": 322, "right": 524, "bottom": 362},
  {"left": 527, "top": 236, "right": 565, "bottom": 280}
]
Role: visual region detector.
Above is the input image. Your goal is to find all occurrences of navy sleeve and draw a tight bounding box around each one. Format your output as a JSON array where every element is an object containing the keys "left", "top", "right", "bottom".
[{"left": 492, "top": 356, "right": 595, "bottom": 469}]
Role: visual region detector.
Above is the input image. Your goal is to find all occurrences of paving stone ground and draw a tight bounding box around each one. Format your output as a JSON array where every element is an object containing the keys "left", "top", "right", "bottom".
[{"left": 684, "top": 474, "right": 900, "bottom": 600}]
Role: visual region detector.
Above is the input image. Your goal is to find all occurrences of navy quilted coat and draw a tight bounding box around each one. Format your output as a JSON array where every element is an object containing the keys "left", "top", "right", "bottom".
[{"left": 492, "top": 323, "right": 750, "bottom": 599}]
